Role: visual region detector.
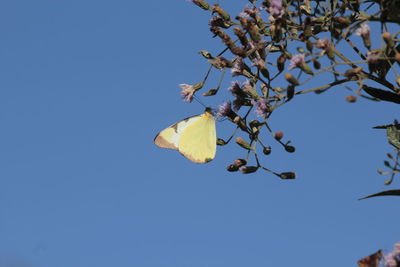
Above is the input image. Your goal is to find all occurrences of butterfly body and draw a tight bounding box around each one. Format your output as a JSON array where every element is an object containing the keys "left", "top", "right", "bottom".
[{"left": 154, "top": 108, "right": 216, "bottom": 163}]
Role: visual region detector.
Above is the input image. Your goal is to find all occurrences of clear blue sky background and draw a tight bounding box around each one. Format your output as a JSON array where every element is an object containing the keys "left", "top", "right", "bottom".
[{"left": 0, "top": 1, "right": 399, "bottom": 266}]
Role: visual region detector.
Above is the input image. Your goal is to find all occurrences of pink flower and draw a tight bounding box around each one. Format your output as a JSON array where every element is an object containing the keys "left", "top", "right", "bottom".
[
  {"left": 217, "top": 101, "right": 233, "bottom": 117},
  {"left": 231, "top": 57, "right": 246, "bottom": 76},
  {"left": 316, "top": 39, "right": 330, "bottom": 50},
  {"left": 269, "top": 0, "right": 284, "bottom": 19},
  {"left": 366, "top": 51, "right": 379, "bottom": 65},
  {"left": 179, "top": 84, "right": 195, "bottom": 102},
  {"left": 288, "top": 54, "right": 306, "bottom": 70},
  {"left": 228, "top": 81, "right": 243, "bottom": 95},
  {"left": 254, "top": 98, "right": 269, "bottom": 118},
  {"left": 355, "top": 23, "right": 370, "bottom": 38}
]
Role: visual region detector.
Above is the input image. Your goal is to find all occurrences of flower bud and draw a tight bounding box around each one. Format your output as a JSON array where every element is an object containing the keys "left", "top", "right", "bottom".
[
  {"left": 279, "top": 172, "right": 296, "bottom": 179},
  {"left": 345, "top": 95, "right": 357, "bottom": 103},
  {"left": 395, "top": 53, "right": 400, "bottom": 63},
  {"left": 227, "top": 164, "right": 239, "bottom": 172},
  {"left": 285, "top": 145, "right": 296, "bottom": 153},
  {"left": 382, "top": 32, "right": 394, "bottom": 47},
  {"left": 284, "top": 72, "right": 299, "bottom": 86},
  {"left": 235, "top": 137, "right": 252, "bottom": 150},
  {"left": 274, "top": 131, "right": 284, "bottom": 141},
  {"left": 263, "top": 146, "right": 272, "bottom": 155},
  {"left": 233, "top": 158, "right": 247, "bottom": 167},
  {"left": 239, "top": 166, "right": 258, "bottom": 174}
]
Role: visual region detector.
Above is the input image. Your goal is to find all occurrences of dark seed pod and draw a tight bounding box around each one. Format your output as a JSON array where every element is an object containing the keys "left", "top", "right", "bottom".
[
  {"left": 239, "top": 166, "right": 258, "bottom": 174},
  {"left": 263, "top": 146, "right": 272, "bottom": 155},
  {"left": 227, "top": 164, "right": 239, "bottom": 172},
  {"left": 233, "top": 158, "right": 247, "bottom": 167},
  {"left": 279, "top": 172, "right": 296, "bottom": 179},
  {"left": 285, "top": 145, "right": 296, "bottom": 153}
]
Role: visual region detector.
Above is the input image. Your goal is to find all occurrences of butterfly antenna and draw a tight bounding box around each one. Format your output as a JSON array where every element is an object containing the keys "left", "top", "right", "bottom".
[{"left": 193, "top": 95, "right": 206, "bottom": 108}]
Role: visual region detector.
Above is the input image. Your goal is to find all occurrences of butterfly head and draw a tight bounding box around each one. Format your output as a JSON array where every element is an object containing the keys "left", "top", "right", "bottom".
[{"left": 204, "top": 107, "right": 215, "bottom": 117}]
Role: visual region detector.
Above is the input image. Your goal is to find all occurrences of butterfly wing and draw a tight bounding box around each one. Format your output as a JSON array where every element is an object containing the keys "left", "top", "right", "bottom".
[
  {"left": 178, "top": 111, "right": 216, "bottom": 163},
  {"left": 154, "top": 115, "right": 202, "bottom": 150}
]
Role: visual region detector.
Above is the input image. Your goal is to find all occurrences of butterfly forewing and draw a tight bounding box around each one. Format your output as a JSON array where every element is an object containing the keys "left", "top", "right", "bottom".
[
  {"left": 178, "top": 112, "right": 216, "bottom": 163},
  {"left": 154, "top": 115, "right": 202, "bottom": 150}
]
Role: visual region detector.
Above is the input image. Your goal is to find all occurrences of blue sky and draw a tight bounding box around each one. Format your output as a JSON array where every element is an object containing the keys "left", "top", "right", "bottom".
[{"left": 0, "top": 1, "right": 399, "bottom": 266}]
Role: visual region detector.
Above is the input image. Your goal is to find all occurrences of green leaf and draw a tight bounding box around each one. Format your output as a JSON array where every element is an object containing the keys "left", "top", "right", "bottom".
[
  {"left": 387, "top": 126, "right": 400, "bottom": 149},
  {"left": 359, "top": 189, "right": 400, "bottom": 200},
  {"left": 363, "top": 85, "right": 400, "bottom": 104}
]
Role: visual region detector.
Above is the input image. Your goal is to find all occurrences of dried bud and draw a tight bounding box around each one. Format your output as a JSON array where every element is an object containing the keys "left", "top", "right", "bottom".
[
  {"left": 190, "top": 0, "right": 210, "bottom": 10},
  {"left": 217, "top": 138, "right": 227, "bottom": 146},
  {"left": 277, "top": 53, "right": 286, "bottom": 72},
  {"left": 313, "top": 59, "right": 321, "bottom": 69},
  {"left": 263, "top": 146, "right": 272, "bottom": 155},
  {"left": 248, "top": 24, "right": 262, "bottom": 43},
  {"left": 233, "top": 116, "right": 248, "bottom": 131},
  {"left": 384, "top": 160, "right": 391, "bottom": 168},
  {"left": 274, "top": 131, "right": 284, "bottom": 141},
  {"left": 212, "top": 4, "right": 230, "bottom": 21},
  {"left": 286, "top": 85, "right": 295, "bottom": 101},
  {"left": 284, "top": 72, "right": 299, "bottom": 86},
  {"left": 227, "top": 164, "right": 239, "bottom": 172},
  {"left": 209, "top": 16, "right": 231, "bottom": 28},
  {"left": 242, "top": 80, "right": 259, "bottom": 99},
  {"left": 233, "top": 158, "right": 247, "bottom": 167},
  {"left": 235, "top": 137, "right": 252, "bottom": 150},
  {"left": 203, "top": 88, "right": 218, "bottom": 96},
  {"left": 344, "top": 67, "right": 363, "bottom": 78},
  {"left": 285, "top": 145, "right": 296, "bottom": 153},
  {"left": 199, "top": 50, "right": 213, "bottom": 59},
  {"left": 208, "top": 57, "right": 233, "bottom": 69},
  {"left": 279, "top": 172, "right": 296, "bottom": 179},
  {"left": 306, "top": 40, "right": 313, "bottom": 52},
  {"left": 345, "top": 95, "right": 357, "bottom": 103},
  {"left": 233, "top": 27, "right": 248, "bottom": 46},
  {"left": 239, "top": 166, "right": 258, "bottom": 174}
]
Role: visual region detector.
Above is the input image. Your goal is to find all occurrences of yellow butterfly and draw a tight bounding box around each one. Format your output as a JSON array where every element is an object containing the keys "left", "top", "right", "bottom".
[{"left": 154, "top": 108, "right": 216, "bottom": 163}]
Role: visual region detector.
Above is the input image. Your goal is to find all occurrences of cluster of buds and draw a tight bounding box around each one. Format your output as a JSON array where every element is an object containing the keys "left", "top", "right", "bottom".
[{"left": 184, "top": 0, "right": 400, "bottom": 176}]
